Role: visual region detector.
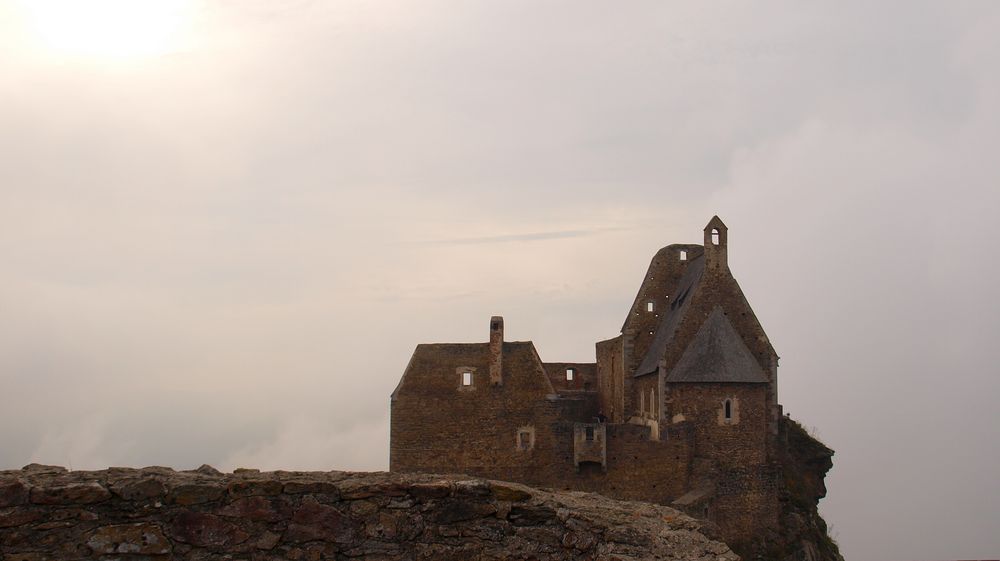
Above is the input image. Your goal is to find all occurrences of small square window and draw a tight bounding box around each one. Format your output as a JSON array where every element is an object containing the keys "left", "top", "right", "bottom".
[
  {"left": 566, "top": 368, "right": 574, "bottom": 381},
  {"left": 518, "top": 432, "right": 531, "bottom": 450},
  {"left": 462, "top": 372, "right": 472, "bottom": 386},
  {"left": 517, "top": 428, "right": 534, "bottom": 451}
]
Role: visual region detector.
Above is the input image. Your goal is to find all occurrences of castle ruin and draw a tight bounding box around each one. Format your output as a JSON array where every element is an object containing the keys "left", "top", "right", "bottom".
[{"left": 390, "top": 217, "right": 837, "bottom": 557}]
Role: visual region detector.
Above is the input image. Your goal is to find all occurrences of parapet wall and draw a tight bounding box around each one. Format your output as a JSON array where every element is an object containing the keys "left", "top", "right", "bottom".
[{"left": 0, "top": 464, "right": 737, "bottom": 561}]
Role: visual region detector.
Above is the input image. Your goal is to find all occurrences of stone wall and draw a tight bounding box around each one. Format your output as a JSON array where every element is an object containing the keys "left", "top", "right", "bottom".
[
  {"left": 0, "top": 465, "right": 739, "bottom": 561},
  {"left": 622, "top": 244, "right": 706, "bottom": 380},
  {"left": 595, "top": 336, "right": 624, "bottom": 423},
  {"left": 666, "top": 384, "right": 768, "bottom": 469},
  {"left": 390, "top": 342, "right": 573, "bottom": 484},
  {"left": 659, "top": 265, "right": 780, "bottom": 440}
]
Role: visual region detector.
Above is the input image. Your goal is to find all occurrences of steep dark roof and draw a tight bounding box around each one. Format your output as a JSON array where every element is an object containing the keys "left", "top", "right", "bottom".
[
  {"left": 665, "top": 306, "right": 768, "bottom": 383},
  {"left": 634, "top": 254, "right": 706, "bottom": 376},
  {"left": 391, "top": 341, "right": 556, "bottom": 399}
]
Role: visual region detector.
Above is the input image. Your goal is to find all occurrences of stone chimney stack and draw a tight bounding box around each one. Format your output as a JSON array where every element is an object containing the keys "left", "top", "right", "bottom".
[
  {"left": 489, "top": 316, "right": 504, "bottom": 385},
  {"left": 704, "top": 215, "right": 729, "bottom": 272}
]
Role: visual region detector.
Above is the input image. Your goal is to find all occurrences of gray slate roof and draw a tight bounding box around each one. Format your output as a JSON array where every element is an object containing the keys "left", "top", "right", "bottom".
[{"left": 665, "top": 306, "right": 768, "bottom": 383}]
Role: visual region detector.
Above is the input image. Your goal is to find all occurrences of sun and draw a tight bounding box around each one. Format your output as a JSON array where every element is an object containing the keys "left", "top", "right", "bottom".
[{"left": 17, "top": 0, "right": 194, "bottom": 60}]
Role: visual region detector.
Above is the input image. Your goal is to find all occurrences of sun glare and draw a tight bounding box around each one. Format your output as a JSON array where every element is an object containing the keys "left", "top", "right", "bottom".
[{"left": 18, "top": 0, "right": 194, "bottom": 60}]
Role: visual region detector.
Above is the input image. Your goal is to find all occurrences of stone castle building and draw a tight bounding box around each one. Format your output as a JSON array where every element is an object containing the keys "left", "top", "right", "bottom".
[{"left": 390, "top": 217, "right": 811, "bottom": 553}]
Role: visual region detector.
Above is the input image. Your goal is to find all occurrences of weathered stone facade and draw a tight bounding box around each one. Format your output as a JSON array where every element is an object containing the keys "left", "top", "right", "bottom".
[
  {"left": 391, "top": 217, "right": 842, "bottom": 560},
  {"left": 0, "top": 464, "right": 739, "bottom": 561}
]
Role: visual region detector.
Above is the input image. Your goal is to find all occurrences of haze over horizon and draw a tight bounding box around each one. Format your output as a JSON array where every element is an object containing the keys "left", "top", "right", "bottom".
[{"left": 1, "top": 2, "right": 998, "bottom": 560}]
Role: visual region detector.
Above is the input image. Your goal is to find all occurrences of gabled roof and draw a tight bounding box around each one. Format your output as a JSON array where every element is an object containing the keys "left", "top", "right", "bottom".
[
  {"left": 634, "top": 254, "right": 706, "bottom": 376},
  {"left": 390, "top": 341, "right": 556, "bottom": 399},
  {"left": 665, "top": 306, "right": 768, "bottom": 384}
]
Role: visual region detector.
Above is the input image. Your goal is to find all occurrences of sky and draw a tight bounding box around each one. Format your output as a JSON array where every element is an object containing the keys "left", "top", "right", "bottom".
[{"left": 1, "top": 2, "right": 998, "bottom": 559}]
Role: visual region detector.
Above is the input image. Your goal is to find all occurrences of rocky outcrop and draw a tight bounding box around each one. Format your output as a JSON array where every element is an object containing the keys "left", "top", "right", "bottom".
[
  {"left": 761, "top": 418, "right": 844, "bottom": 561},
  {"left": 0, "top": 465, "right": 738, "bottom": 561}
]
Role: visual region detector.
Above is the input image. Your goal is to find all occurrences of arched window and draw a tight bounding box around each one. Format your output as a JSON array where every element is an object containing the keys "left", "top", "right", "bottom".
[
  {"left": 640, "top": 391, "right": 646, "bottom": 416},
  {"left": 724, "top": 399, "right": 732, "bottom": 421},
  {"left": 649, "top": 389, "right": 656, "bottom": 418},
  {"left": 711, "top": 228, "right": 720, "bottom": 245}
]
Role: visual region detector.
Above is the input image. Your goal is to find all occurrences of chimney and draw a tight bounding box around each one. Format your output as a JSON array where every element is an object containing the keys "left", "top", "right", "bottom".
[
  {"left": 489, "top": 316, "right": 504, "bottom": 385},
  {"left": 703, "top": 215, "right": 729, "bottom": 272}
]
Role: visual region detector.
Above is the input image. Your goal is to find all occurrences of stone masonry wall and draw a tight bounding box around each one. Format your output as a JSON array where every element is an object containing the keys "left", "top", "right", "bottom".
[
  {"left": 595, "top": 337, "right": 623, "bottom": 423},
  {"left": 0, "top": 465, "right": 739, "bottom": 561},
  {"left": 390, "top": 343, "right": 569, "bottom": 484},
  {"left": 666, "top": 384, "right": 768, "bottom": 470}
]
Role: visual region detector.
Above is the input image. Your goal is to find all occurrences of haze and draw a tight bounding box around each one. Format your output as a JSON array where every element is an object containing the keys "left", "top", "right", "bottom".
[{"left": 1, "top": 2, "right": 998, "bottom": 560}]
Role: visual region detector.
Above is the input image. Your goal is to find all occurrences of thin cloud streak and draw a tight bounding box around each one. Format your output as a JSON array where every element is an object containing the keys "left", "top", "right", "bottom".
[{"left": 414, "top": 227, "right": 630, "bottom": 246}]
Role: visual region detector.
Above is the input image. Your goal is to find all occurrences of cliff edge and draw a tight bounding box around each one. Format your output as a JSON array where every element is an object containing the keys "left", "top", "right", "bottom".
[
  {"left": 757, "top": 416, "right": 843, "bottom": 561},
  {"left": 1, "top": 465, "right": 737, "bottom": 561}
]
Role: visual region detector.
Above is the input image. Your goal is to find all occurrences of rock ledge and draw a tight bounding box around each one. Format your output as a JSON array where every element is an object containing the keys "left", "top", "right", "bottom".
[{"left": 1, "top": 465, "right": 738, "bottom": 560}]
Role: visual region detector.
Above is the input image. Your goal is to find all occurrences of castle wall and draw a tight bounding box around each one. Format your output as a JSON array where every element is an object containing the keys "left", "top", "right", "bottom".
[
  {"left": 543, "top": 362, "right": 597, "bottom": 394},
  {"left": 631, "top": 374, "right": 660, "bottom": 422},
  {"left": 666, "top": 383, "right": 768, "bottom": 469},
  {"left": 553, "top": 422, "right": 693, "bottom": 505},
  {"left": 713, "top": 465, "right": 781, "bottom": 549},
  {"left": 665, "top": 382, "right": 776, "bottom": 546},
  {"left": 595, "top": 336, "right": 624, "bottom": 423},
  {"left": 622, "top": 244, "right": 705, "bottom": 375},
  {"left": 393, "top": 343, "right": 695, "bottom": 505},
  {"left": 391, "top": 343, "right": 568, "bottom": 481},
  {"left": 658, "top": 266, "right": 781, "bottom": 444}
]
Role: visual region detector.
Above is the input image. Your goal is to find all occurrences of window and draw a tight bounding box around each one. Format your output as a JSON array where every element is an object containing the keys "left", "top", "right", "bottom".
[
  {"left": 646, "top": 301, "right": 655, "bottom": 312},
  {"left": 724, "top": 399, "right": 732, "bottom": 421},
  {"left": 585, "top": 426, "right": 594, "bottom": 441},
  {"left": 566, "top": 368, "right": 575, "bottom": 381},
  {"left": 649, "top": 389, "right": 656, "bottom": 418},
  {"left": 517, "top": 427, "right": 535, "bottom": 451},
  {"left": 679, "top": 250, "right": 687, "bottom": 261},
  {"left": 711, "top": 228, "right": 720, "bottom": 245},
  {"left": 518, "top": 431, "right": 531, "bottom": 450},
  {"left": 462, "top": 371, "right": 472, "bottom": 386}
]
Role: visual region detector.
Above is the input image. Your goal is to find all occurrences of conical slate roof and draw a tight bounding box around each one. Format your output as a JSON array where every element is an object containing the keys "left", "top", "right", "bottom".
[{"left": 665, "top": 306, "right": 768, "bottom": 383}]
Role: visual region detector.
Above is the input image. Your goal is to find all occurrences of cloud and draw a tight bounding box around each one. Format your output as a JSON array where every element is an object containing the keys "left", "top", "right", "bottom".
[
  {"left": 28, "top": 414, "right": 114, "bottom": 471},
  {"left": 221, "top": 414, "right": 389, "bottom": 473},
  {"left": 1, "top": 3, "right": 999, "bottom": 560},
  {"left": 415, "top": 227, "right": 629, "bottom": 246}
]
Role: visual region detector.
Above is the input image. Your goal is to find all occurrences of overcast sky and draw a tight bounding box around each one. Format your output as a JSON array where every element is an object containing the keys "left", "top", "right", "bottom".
[{"left": 2, "top": 2, "right": 998, "bottom": 560}]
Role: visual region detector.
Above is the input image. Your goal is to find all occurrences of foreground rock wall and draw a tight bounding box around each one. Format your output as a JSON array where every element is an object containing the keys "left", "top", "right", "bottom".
[{"left": 0, "top": 465, "right": 737, "bottom": 561}]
